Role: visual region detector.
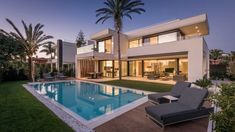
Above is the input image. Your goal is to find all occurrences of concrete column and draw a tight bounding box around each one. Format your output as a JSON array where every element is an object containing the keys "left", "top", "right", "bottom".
[
  {"left": 112, "top": 60, "right": 115, "bottom": 78},
  {"left": 188, "top": 50, "right": 203, "bottom": 82},
  {"left": 142, "top": 60, "right": 144, "bottom": 77},
  {"left": 176, "top": 58, "right": 180, "bottom": 75},
  {"left": 75, "top": 55, "right": 81, "bottom": 78},
  {"left": 127, "top": 61, "right": 130, "bottom": 76},
  {"left": 95, "top": 61, "right": 99, "bottom": 72}
]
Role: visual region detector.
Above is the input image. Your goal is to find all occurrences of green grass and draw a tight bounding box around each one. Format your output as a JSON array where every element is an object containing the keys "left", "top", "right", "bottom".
[
  {"left": 0, "top": 81, "right": 74, "bottom": 132},
  {"left": 100, "top": 80, "right": 173, "bottom": 92}
]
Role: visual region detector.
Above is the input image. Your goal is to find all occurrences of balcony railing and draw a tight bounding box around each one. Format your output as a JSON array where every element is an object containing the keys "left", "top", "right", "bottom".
[
  {"left": 77, "top": 44, "right": 94, "bottom": 54},
  {"left": 128, "top": 35, "right": 202, "bottom": 49}
]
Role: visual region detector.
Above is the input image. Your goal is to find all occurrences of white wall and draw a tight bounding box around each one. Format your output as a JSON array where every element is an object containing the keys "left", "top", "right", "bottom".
[
  {"left": 127, "top": 37, "right": 206, "bottom": 82},
  {"left": 62, "top": 42, "right": 77, "bottom": 64},
  {"left": 112, "top": 32, "right": 129, "bottom": 59}
]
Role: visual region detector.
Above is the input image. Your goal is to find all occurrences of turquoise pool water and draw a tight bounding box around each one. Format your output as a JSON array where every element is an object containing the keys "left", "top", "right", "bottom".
[{"left": 31, "top": 81, "right": 145, "bottom": 120}]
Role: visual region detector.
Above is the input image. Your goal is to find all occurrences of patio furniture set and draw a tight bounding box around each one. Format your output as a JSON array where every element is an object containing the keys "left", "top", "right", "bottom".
[
  {"left": 43, "top": 72, "right": 68, "bottom": 81},
  {"left": 145, "top": 68, "right": 187, "bottom": 81},
  {"left": 87, "top": 72, "right": 103, "bottom": 79},
  {"left": 146, "top": 81, "right": 214, "bottom": 128}
]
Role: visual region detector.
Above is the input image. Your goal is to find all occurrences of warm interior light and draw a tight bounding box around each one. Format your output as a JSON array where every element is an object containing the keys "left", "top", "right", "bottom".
[
  {"left": 197, "top": 30, "right": 200, "bottom": 33},
  {"left": 195, "top": 26, "right": 199, "bottom": 29}
]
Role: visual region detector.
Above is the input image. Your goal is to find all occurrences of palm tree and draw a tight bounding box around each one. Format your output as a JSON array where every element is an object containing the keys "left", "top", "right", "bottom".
[
  {"left": 96, "top": 0, "right": 145, "bottom": 80},
  {"left": 40, "top": 41, "right": 56, "bottom": 72},
  {"left": 0, "top": 19, "right": 53, "bottom": 82},
  {"left": 210, "top": 49, "right": 223, "bottom": 60}
]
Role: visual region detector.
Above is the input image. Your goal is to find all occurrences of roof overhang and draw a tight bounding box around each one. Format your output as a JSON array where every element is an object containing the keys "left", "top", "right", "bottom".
[
  {"left": 125, "top": 14, "right": 209, "bottom": 39},
  {"left": 90, "top": 28, "right": 115, "bottom": 40}
]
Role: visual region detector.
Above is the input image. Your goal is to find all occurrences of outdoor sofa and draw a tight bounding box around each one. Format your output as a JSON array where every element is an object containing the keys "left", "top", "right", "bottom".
[
  {"left": 148, "top": 81, "right": 191, "bottom": 104},
  {"left": 145, "top": 88, "right": 214, "bottom": 128}
]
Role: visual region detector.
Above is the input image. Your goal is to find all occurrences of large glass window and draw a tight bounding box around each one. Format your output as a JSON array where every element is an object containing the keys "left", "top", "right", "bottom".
[
  {"left": 129, "top": 61, "right": 142, "bottom": 77},
  {"left": 100, "top": 61, "right": 113, "bottom": 77},
  {"left": 179, "top": 58, "right": 188, "bottom": 79},
  {"left": 129, "top": 39, "right": 141, "bottom": 48},
  {"left": 144, "top": 59, "right": 177, "bottom": 76},
  {"left": 114, "top": 61, "right": 127, "bottom": 77},
  {"left": 99, "top": 61, "right": 127, "bottom": 77},
  {"left": 143, "top": 36, "right": 157, "bottom": 45},
  {"left": 105, "top": 39, "right": 112, "bottom": 53},
  {"left": 98, "top": 38, "right": 112, "bottom": 53},
  {"left": 98, "top": 41, "right": 105, "bottom": 52},
  {"left": 158, "top": 32, "right": 177, "bottom": 44}
]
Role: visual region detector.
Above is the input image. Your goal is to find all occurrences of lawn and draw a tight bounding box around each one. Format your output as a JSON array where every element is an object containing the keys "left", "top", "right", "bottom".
[
  {"left": 0, "top": 81, "right": 73, "bottom": 132},
  {"left": 100, "top": 80, "right": 173, "bottom": 92}
]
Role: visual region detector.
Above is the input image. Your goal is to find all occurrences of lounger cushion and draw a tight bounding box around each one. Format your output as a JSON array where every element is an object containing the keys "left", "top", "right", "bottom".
[
  {"left": 171, "top": 81, "right": 191, "bottom": 96},
  {"left": 148, "top": 82, "right": 191, "bottom": 103},
  {"left": 145, "top": 103, "right": 192, "bottom": 120},
  {"left": 178, "top": 87, "right": 208, "bottom": 109}
]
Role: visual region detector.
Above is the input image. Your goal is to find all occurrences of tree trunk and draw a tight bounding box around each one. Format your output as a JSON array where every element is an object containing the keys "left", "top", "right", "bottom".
[
  {"left": 50, "top": 54, "right": 53, "bottom": 72},
  {"left": 117, "top": 30, "right": 122, "bottom": 80},
  {"left": 28, "top": 56, "right": 34, "bottom": 82}
]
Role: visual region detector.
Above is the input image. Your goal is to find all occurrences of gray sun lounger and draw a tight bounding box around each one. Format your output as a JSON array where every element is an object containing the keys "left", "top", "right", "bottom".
[
  {"left": 145, "top": 88, "right": 214, "bottom": 128},
  {"left": 148, "top": 81, "right": 191, "bottom": 104},
  {"left": 43, "top": 73, "right": 54, "bottom": 81},
  {"left": 57, "top": 72, "right": 67, "bottom": 80}
]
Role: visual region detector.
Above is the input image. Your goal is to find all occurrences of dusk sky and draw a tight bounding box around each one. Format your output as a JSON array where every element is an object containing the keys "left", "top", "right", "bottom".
[{"left": 0, "top": 0, "right": 235, "bottom": 56}]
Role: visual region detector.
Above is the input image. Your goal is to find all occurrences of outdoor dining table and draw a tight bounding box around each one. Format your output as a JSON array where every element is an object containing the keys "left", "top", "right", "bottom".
[{"left": 87, "top": 72, "right": 96, "bottom": 79}]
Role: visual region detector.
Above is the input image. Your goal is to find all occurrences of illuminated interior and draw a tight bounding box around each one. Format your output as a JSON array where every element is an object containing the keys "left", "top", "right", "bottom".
[
  {"left": 129, "top": 39, "right": 141, "bottom": 48},
  {"left": 99, "top": 61, "right": 127, "bottom": 77},
  {"left": 128, "top": 58, "right": 188, "bottom": 80},
  {"left": 98, "top": 38, "right": 112, "bottom": 53}
]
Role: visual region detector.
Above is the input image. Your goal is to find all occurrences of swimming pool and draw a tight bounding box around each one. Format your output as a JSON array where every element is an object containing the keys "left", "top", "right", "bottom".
[{"left": 29, "top": 80, "right": 147, "bottom": 129}]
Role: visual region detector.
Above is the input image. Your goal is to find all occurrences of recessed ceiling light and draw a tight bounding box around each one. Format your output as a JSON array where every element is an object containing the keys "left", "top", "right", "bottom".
[
  {"left": 195, "top": 26, "right": 199, "bottom": 29},
  {"left": 197, "top": 30, "right": 200, "bottom": 33}
]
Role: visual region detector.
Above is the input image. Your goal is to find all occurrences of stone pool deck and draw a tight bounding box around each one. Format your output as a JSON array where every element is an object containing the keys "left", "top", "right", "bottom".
[{"left": 95, "top": 102, "right": 209, "bottom": 132}]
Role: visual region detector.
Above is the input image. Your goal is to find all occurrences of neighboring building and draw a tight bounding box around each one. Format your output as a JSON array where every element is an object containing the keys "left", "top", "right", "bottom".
[
  {"left": 56, "top": 40, "right": 77, "bottom": 71},
  {"left": 75, "top": 14, "right": 210, "bottom": 82}
]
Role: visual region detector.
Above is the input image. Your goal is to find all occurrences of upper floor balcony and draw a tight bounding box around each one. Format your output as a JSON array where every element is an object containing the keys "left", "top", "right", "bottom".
[
  {"left": 127, "top": 36, "right": 208, "bottom": 58},
  {"left": 76, "top": 42, "right": 115, "bottom": 60}
]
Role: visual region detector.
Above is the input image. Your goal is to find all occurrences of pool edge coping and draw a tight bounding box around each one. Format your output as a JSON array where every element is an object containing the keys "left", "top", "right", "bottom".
[
  {"left": 24, "top": 79, "right": 151, "bottom": 130},
  {"left": 23, "top": 84, "right": 93, "bottom": 132}
]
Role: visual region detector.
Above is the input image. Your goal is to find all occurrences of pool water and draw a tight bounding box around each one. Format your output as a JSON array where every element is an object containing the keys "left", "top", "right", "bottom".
[{"left": 32, "top": 81, "right": 145, "bottom": 120}]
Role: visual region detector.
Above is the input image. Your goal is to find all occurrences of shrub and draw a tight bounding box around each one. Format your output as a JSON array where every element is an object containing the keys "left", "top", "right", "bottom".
[
  {"left": 3, "top": 67, "right": 18, "bottom": 81},
  {"left": 210, "top": 71, "right": 227, "bottom": 80},
  {"left": 193, "top": 75, "right": 213, "bottom": 89},
  {"left": 0, "top": 68, "right": 3, "bottom": 82},
  {"left": 18, "top": 68, "right": 28, "bottom": 80},
  {"left": 210, "top": 83, "right": 235, "bottom": 132},
  {"left": 210, "top": 64, "right": 227, "bottom": 80}
]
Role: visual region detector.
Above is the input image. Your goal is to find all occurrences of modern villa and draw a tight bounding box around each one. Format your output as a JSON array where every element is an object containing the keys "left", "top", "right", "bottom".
[{"left": 75, "top": 14, "right": 209, "bottom": 82}]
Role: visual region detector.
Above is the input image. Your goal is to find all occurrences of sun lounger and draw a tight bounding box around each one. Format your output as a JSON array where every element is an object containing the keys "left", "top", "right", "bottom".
[
  {"left": 145, "top": 88, "right": 214, "bottom": 128},
  {"left": 43, "top": 73, "right": 54, "bottom": 81},
  {"left": 148, "top": 81, "right": 191, "bottom": 104},
  {"left": 57, "top": 72, "right": 67, "bottom": 80}
]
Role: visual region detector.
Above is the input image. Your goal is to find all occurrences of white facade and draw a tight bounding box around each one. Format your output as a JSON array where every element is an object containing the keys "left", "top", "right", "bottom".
[{"left": 75, "top": 14, "right": 210, "bottom": 82}]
